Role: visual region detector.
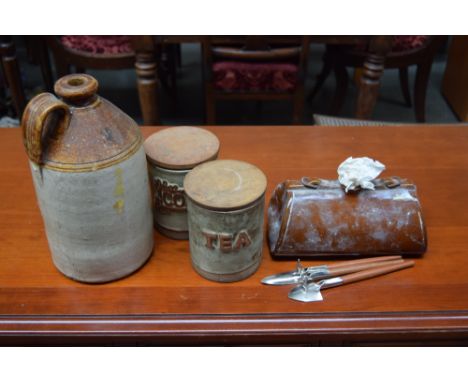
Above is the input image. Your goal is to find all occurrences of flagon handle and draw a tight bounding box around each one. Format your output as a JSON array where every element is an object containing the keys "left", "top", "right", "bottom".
[
  {"left": 21, "top": 93, "right": 70, "bottom": 165},
  {"left": 339, "top": 260, "right": 415, "bottom": 285}
]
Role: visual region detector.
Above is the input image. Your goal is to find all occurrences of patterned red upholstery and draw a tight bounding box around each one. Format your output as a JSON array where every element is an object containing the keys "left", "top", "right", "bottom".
[
  {"left": 354, "top": 35, "right": 429, "bottom": 53},
  {"left": 60, "top": 36, "right": 134, "bottom": 54},
  {"left": 391, "top": 35, "right": 429, "bottom": 52},
  {"left": 213, "top": 61, "right": 298, "bottom": 92}
]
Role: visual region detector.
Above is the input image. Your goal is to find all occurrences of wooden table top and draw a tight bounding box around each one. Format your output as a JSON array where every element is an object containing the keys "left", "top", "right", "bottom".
[{"left": 1, "top": 125, "right": 468, "bottom": 345}]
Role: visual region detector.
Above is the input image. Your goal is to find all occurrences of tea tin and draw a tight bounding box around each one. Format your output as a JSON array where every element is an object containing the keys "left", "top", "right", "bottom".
[
  {"left": 144, "top": 126, "right": 220, "bottom": 239},
  {"left": 184, "top": 159, "right": 267, "bottom": 282}
]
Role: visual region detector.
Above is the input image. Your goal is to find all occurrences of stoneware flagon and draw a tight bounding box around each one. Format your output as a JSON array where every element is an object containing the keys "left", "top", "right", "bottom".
[{"left": 21, "top": 74, "right": 154, "bottom": 283}]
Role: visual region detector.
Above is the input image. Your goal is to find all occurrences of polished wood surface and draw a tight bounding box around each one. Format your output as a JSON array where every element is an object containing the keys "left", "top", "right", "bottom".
[
  {"left": 1, "top": 125, "right": 468, "bottom": 345},
  {"left": 132, "top": 36, "right": 160, "bottom": 125}
]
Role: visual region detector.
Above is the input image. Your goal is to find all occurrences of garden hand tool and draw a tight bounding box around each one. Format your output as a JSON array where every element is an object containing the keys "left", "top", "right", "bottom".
[
  {"left": 261, "top": 255, "right": 403, "bottom": 286},
  {"left": 288, "top": 260, "right": 415, "bottom": 302}
]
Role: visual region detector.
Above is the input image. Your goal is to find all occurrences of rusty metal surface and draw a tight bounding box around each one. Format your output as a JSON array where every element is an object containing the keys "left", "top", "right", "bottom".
[
  {"left": 149, "top": 165, "right": 190, "bottom": 239},
  {"left": 184, "top": 159, "right": 267, "bottom": 211},
  {"left": 184, "top": 159, "right": 267, "bottom": 282},
  {"left": 144, "top": 127, "right": 220, "bottom": 239},
  {"left": 187, "top": 195, "right": 265, "bottom": 282},
  {"left": 144, "top": 126, "right": 220, "bottom": 170}
]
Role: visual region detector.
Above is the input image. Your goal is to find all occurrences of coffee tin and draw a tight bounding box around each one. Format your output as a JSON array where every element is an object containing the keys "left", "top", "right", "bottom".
[
  {"left": 144, "top": 126, "right": 220, "bottom": 239},
  {"left": 184, "top": 159, "right": 267, "bottom": 282}
]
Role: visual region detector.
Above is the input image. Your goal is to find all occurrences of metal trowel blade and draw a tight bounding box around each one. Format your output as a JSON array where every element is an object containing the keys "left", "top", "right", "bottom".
[
  {"left": 288, "top": 284, "right": 323, "bottom": 302},
  {"left": 261, "top": 272, "right": 301, "bottom": 285}
]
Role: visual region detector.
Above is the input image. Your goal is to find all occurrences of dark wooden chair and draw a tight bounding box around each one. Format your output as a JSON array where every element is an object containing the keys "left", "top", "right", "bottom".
[
  {"left": 202, "top": 36, "right": 309, "bottom": 124},
  {"left": 0, "top": 36, "right": 26, "bottom": 118},
  {"left": 44, "top": 36, "right": 159, "bottom": 124},
  {"left": 1, "top": 36, "right": 64, "bottom": 120},
  {"left": 309, "top": 36, "right": 447, "bottom": 122},
  {"left": 157, "top": 39, "right": 181, "bottom": 111}
]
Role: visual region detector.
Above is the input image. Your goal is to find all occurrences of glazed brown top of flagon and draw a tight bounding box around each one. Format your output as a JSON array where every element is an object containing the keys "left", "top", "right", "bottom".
[{"left": 21, "top": 74, "right": 142, "bottom": 172}]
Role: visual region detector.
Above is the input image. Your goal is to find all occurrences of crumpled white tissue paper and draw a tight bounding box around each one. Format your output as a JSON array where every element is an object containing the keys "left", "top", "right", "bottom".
[{"left": 337, "top": 157, "right": 386, "bottom": 193}]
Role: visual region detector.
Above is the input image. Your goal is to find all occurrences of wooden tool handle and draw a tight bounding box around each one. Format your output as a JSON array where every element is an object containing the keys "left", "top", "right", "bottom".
[
  {"left": 329, "top": 255, "right": 402, "bottom": 270},
  {"left": 339, "top": 260, "right": 415, "bottom": 285},
  {"left": 21, "top": 93, "right": 70, "bottom": 164},
  {"left": 328, "top": 259, "right": 404, "bottom": 277}
]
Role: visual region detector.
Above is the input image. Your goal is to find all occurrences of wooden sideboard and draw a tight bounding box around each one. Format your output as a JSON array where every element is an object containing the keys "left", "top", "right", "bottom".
[{"left": 1, "top": 125, "right": 468, "bottom": 345}]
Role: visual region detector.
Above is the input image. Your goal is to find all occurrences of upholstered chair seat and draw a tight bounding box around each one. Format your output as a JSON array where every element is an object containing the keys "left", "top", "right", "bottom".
[
  {"left": 391, "top": 35, "right": 429, "bottom": 52},
  {"left": 351, "top": 36, "right": 429, "bottom": 54},
  {"left": 212, "top": 61, "right": 298, "bottom": 92},
  {"left": 60, "top": 36, "right": 134, "bottom": 55}
]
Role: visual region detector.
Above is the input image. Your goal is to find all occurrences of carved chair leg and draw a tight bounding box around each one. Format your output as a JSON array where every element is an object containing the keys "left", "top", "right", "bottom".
[
  {"left": 399, "top": 67, "right": 412, "bottom": 107},
  {"left": 356, "top": 53, "right": 385, "bottom": 119},
  {"left": 132, "top": 37, "right": 160, "bottom": 125},
  {"left": 355, "top": 36, "right": 392, "bottom": 119},
  {"left": 135, "top": 52, "right": 160, "bottom": 125},
  {"left": 330, "top": 64, "right": 348, "bottom": 115},
  {"left": 414, "top": 61, "right": 433, "bottom": 123},
  {"left": 0, "top": 37, "right": 26, "bottom": 117}
]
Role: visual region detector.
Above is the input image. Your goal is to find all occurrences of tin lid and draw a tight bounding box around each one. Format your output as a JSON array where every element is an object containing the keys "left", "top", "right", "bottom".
[
  {"left": 184, "top": 159, "right": 267, "bottom": 210},
  {"left": 144, "top": 126, "right": 220, "bottom": 170}
]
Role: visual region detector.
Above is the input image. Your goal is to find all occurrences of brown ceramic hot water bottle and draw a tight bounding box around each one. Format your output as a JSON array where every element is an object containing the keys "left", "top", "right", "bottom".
[{"left": 268, "top": 177, "right": 427, "bottom": 258}]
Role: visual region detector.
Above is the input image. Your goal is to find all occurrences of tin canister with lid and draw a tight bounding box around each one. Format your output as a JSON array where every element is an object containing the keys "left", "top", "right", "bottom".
[
  {"left": 144, "top": 126, "right": 220, "bottom": 239},
  {"left": 184, "top": 159, "right": 267, "bottom": 282}
]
